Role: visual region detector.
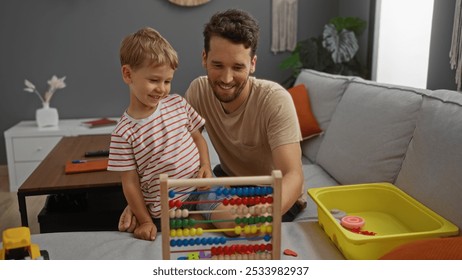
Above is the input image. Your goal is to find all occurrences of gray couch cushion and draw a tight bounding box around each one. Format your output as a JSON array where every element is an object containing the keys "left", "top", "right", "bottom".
[
  {"left": 316, "top": 79, "right": 424, "bottom": 184},
  {"left": 395, "top": 89, "right": 462, "bottom": 231},
  {"left": 295, "top": 69, "right": 351, "bottom": 161},
  {"left": 294, "top": 162, "right": 339, "bottom": 222},
  {"left": 300, "top": 136, "right": 324, "bottom": 162},
  {"left": 294, "top": 69, "right": 351, "bottom": 130}
]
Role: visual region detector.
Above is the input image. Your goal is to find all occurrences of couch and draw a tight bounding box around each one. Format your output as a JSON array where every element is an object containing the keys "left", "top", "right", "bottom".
[{"left": 290, "top": 69, "right": 462, "bottom": 236}]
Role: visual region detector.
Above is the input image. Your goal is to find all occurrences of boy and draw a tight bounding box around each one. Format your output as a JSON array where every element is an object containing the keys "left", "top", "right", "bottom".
[{"left": 107, "top": 27, "right": 212, "bottom": 241}]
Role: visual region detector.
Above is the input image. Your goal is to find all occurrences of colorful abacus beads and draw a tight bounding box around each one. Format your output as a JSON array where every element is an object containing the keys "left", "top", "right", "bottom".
[
  {"left": 168, "top": 196, "right": 273, "bottom": 209},
  {"left": 170, "top": 234, "right": 272, "bottom": 247},
  {"left": 170, "top": 216, "right": 273, "bottom": 229},
  {"left": 221, "top": 196, "right": 274, "bottom": 206},
  {"left": 210, "top": 244, "right": 272, "bottom": 257},
  {"left": 169, "top": 225, "right": 273, "bottom": 237},
  {"left": 171, "top": 236, "right": 227, "bottom": 247},
  {"left": 169, "top": 199, "right": 183, "bottom": 208},
  {"left": 216, "top": 186, "right": 273, "bottom": 197},
  {"left": 168, "top": 186, "right": 273, "bottom": 198},
  {"left": 169, "top": 205, "right": 273, "bottom": 219},
  {"left": 169, "top": 209, "right": 189, "bottom": 219},
  {"left": 234, "top": 216, "right": 273, "bottom": 225},
  {"left": 211, "top": 252, "right": 272, "bottom": 260},
  {"left": 160, "top": 172, "right": 283, "bottom": 260},
  {"left": 231, "top": 205, "right": 273, "bottom": 215},
  {"left": 170, "top": 218, "right": 197, "bottom": 228},
  {"left": 170, "top": 227, "right": 204, "bottom": 237},
  {"left": 234, "top": 224, "right": 273, "bottom": 235}
]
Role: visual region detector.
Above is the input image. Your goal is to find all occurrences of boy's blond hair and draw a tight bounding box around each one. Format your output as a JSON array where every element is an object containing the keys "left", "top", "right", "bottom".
[{"left": 120, "top": 27, "right": 178, "bottom": 70}]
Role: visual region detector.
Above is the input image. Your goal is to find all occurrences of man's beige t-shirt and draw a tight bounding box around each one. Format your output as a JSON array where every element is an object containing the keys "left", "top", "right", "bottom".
[{"left": 185, "top": 76, "right": 302, "bottom": 176}]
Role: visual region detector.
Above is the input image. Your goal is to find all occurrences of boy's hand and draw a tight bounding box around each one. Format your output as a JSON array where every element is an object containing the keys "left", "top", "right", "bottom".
[
  {"left": 134, "top": 221, "right": 157, "bottom": 241},
  {"left": 118, "top": 206, "right": 138, "bottom": 233},
  {"left": 197, "top": 164, "right": 212, "bottom": 190}
]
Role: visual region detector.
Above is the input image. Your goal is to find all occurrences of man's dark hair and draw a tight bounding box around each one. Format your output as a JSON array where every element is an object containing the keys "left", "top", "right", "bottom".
[{"left": 203, "top": 9, "right": 260, "bottom": 58}]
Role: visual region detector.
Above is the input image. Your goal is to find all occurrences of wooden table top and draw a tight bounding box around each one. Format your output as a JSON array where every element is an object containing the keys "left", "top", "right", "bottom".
[{"left": 19, "top": 134, "right": 121, "bottom": 193}]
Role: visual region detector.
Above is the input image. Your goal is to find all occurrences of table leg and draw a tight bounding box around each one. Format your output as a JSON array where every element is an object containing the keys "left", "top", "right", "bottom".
[{"left": 17, "top": 192, "right": 29, "bottom": 227}]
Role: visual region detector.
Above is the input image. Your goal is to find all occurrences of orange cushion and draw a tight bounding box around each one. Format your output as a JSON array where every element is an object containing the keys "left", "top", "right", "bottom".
[
  {"left": 380, "top": 237, "right": 462, "bottom": 260},
  {"left": 287, "top": 84, "right": 322, "bottom": 140}
]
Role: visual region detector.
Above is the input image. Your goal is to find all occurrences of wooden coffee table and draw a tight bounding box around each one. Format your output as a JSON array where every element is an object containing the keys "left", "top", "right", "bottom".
[{"left": 17, "top": 134, "right": 122, "bottom": 228}]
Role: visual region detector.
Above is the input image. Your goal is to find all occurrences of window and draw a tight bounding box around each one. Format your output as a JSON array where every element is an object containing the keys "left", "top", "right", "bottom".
[{"left": 372, "top": 0, "right": 434, "bottom": 88}]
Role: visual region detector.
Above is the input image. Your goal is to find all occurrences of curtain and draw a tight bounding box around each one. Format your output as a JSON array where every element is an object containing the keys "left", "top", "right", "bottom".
[
  {"left": 450, "top": 0, "right": 462, "bottom": 91},
  {"left": 271, "top": 0, "right": 298, "bottom": 53}
]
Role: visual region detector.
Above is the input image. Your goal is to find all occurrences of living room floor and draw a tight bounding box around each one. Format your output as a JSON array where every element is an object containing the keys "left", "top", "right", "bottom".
[{"left": 0, "top": 165, "right": 45, "bottom": 235}]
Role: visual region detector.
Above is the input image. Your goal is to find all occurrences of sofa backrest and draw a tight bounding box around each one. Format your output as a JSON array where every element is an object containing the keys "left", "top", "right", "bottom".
[
  {"left": 294, "top": 69, "right": 351, "bottom": 161},
  {"left": 395, "top": 89, "right": 462, "bottom": 230},
  {"left": 316, "top": 77, "right": 426, "bottom": 184}
]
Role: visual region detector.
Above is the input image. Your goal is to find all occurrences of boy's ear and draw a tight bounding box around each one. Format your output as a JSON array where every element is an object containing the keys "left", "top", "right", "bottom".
[{"left": 121, "top": 65, "right": 132, "bottom": 84}]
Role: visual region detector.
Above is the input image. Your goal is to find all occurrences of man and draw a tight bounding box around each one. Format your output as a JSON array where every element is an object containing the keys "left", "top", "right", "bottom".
[{"left": 118, "top": 9, "right": 304, "bottom": 233}]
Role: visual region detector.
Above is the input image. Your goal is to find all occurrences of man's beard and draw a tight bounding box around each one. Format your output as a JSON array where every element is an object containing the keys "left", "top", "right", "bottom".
[{"left": 209, "top": 75, "right": 249, "bottom": 103}]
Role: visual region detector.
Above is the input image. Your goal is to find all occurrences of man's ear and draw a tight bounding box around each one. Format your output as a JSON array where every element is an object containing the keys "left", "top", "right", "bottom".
[
  {"left": 121, "top": 65, "right": 132, "bottom": 84},
  {"left": 201, "top": 50, "right": 207, "bottom": 68},
  {"left": 250, "top": 55, "right": 257, "bottom": 74}
]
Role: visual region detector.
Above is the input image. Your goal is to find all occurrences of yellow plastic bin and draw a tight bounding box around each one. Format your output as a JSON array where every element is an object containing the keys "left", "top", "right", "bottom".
[{"left": 308, "top": 183, "right": 459, "bottom": 260}]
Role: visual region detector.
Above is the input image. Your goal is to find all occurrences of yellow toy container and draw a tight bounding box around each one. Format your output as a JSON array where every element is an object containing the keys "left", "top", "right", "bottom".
[{"left": 308, "top": 183, "right": 459, "bottom": 260}]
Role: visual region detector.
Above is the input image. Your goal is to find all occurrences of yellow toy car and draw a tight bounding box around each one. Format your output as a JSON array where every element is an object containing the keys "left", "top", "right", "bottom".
[{"left": 0, "top": 227, "right": 48, "bottom": 260}]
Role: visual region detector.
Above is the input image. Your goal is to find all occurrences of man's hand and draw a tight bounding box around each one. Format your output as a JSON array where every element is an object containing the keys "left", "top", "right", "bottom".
[{"left": 118, "top": 205, "right": 138, "bottom": 233}]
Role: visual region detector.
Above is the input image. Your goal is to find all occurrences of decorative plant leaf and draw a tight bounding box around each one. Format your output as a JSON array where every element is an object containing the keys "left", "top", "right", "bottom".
[
  {"left": 322, "top": 23, "right": 359, "bottom": 64},
  {"left": 278, "top": 16, "right": 367, "bottom": 88},
  {"left": 298, "top": 37, "right": 332, "bottom": 71},
  {"left": 329, "top": 17, "right": 367, "bottom": 36},
  {"left": 279, "top": 52, "right": 301, "bottom": 70}
]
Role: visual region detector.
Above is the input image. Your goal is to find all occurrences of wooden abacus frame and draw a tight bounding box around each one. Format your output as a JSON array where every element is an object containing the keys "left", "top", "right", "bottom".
[{"left": 160, "top": 170, "right": 282, "bottom": 260}]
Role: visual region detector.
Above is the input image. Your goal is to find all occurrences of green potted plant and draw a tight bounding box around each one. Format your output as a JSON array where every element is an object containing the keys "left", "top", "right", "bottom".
[{"left": 279, "top": 16, "right": 367, "bottom": 88}]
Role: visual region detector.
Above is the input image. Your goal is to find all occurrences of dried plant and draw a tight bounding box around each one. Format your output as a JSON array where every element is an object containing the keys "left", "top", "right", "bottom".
[{"left": 24, "top": 75, "right": 66, "bottom": 105}]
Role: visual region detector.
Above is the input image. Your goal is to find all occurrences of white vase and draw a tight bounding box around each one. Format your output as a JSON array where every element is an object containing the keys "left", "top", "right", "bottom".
[{"left": 36, "top": 103, "right": 59, "bottom": 128}]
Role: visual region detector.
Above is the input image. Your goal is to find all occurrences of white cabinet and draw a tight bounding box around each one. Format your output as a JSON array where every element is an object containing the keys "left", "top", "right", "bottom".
[{"left": 4, "top": 118, "right": 117, "bottom": 192}]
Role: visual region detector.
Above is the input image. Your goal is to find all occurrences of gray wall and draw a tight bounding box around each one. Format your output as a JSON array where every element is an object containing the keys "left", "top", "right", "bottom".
[
  {"left": 427, "top": 0, "right": 457, "bottom": 90},
  {"left": 1, "top": 0, "right": 457, "bottom": 165},
  {"left": 0, "top": 0, "right": 339, "bottom": 164},
  {"left": 339, "top": 0, "right": 371, "bottom": 73}
]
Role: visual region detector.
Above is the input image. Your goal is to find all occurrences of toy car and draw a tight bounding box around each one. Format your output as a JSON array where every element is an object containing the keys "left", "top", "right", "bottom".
[{"left": 0, "top": 227, "right": 49, "bottom": 260}]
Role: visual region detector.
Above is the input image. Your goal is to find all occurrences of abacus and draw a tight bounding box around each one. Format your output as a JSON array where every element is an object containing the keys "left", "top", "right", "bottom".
[{"left": 160, "top": 170, "right": 282, "bottom": 260}]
